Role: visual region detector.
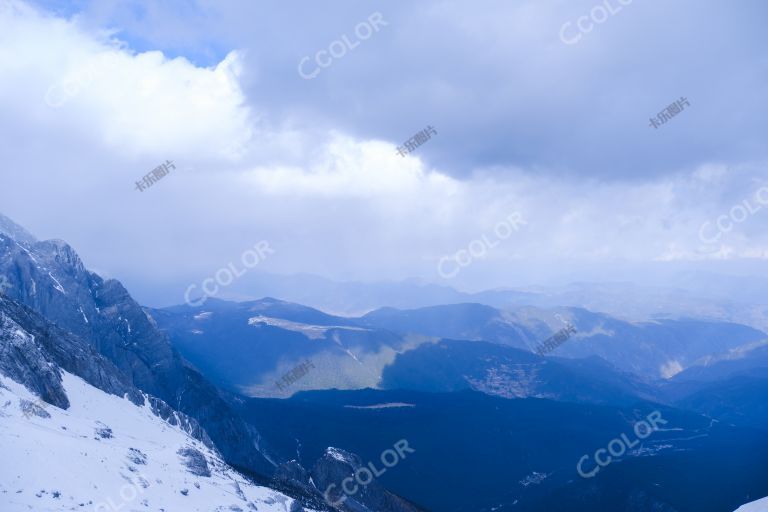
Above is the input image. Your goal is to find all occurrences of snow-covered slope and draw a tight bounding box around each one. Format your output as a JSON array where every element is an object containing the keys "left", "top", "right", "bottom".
[
  {"left": 736, "top": 497, "right": 768, "bottom": 512},
  {"left": 0, "top": 372, "right": 310, "bottom": 512},
  {"left": 0, "top": 217, "right": 278, "bottom": 476}
]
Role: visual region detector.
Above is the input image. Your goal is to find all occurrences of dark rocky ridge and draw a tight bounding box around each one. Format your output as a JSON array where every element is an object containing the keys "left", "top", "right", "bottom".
[
  {"left": 0, "top": 213, "right": 275, "bottom": 475},
  {"left": 273, "top": 448, "right": 425, "bottom": 512},
  {"left": 0, "top": 295, "right": 139, "bottom": 409},
  {"left": 0, "top": 294, "right": 214, "bottom": 447}
]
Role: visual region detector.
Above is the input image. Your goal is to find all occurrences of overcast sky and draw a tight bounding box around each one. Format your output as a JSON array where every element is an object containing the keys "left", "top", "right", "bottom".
[{"left": 1, "top": 0, "right": 768, "bottom": 306}]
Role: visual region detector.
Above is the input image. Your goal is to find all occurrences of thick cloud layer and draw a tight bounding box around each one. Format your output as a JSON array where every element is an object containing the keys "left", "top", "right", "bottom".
[{"left": 1, "top": 0, "right": 767, "bottom": 306}]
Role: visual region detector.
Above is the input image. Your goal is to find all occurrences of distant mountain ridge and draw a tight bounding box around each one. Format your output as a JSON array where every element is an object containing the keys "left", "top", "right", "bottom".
[
  {"left": 359, "top": 303, "right": 767, "bottom": 379},
  {"left": 138, "top": 269, "right": 768, "bottom": 332},
  {"left": 151, "top": 295, "right": 768, "bottom": 401},
  {"left": 379, "top": 339, "right": 657, "bottom": 406},
  {"left": 4, "top": 212, "right": 768, "bottom": 511}
]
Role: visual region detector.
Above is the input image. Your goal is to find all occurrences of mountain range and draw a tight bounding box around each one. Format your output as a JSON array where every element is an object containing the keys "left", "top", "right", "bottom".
[{"left": 1, "top": 212, "right": 767, "bottom": 512}]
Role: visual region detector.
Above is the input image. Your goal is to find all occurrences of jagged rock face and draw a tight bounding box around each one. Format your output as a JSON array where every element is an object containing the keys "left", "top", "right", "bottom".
[
  {"left": 0, "top": 233, "right": 176, "bottom": 398},
  {"left": 275, "top": 460, "right": 314, "bottom": 492},
  {"left": 0, "top": 295, "right": 214, "bottom": 447},
  {"left": 150, "top": 396, "right": 215, "bottom": 451},
  {"left": 178, "top": 447, "right": 213, "bottom": 477},
  {"left": 309, "top": 448, "right": 423, "bottom": 512},
  {"left": 0, "top": 295, "right": 142, "bottom": 409},
  {"left": 0, "top": 306, "right": 69, "bottom": 409},
  {"left": 18, "top": 398, "right": 51, "bottom": 418},
  {"left": 0, "top": 214, "right": 36, "bottom": 246},
  {"left": 271, "top": 461, "right": 337, "bottom": 512},
  {"left": 0, "top": 215, "right": 275, "bottom": 477},
  {"left": 272, "top": 450, "right": 423, "bottom": 512}
]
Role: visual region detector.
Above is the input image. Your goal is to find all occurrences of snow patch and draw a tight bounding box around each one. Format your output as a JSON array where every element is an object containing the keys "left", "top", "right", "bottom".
[
  {"left": 660, "top": 359, "right": 684, "bottom": 379},
  {"left": 248, "top": 315, "right": 368, "bottom": 340},
  {"left": 344, "top": 403, "right": 415, "bottom": 409},
  {"left": 47, "top": 272, "right": 66, "bottom": 294},
  {"left": 326, "top": 447, "right": 355, "bottom": 464},
  {"left": 735, "top": 496, "right": 768, "bottom": 512},
  {"left": 0, "top": 372, "right": 313, "bottom": 512}
]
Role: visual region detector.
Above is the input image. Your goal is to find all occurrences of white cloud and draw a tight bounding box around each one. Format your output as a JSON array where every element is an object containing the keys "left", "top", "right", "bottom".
[
  {"left": 0, "top": 0, "right": 767, "bottom": 306},
  {"left": 0, "top": 0, "right": 252, "bottom": 159},
  {"left": 242, "top": 134, "right": 460, "bottom": 199}
]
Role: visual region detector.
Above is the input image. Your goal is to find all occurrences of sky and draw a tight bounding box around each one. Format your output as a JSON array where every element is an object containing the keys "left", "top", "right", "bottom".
[{"left": 1, "top": 0, "right": 768, "bottom": 306}]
